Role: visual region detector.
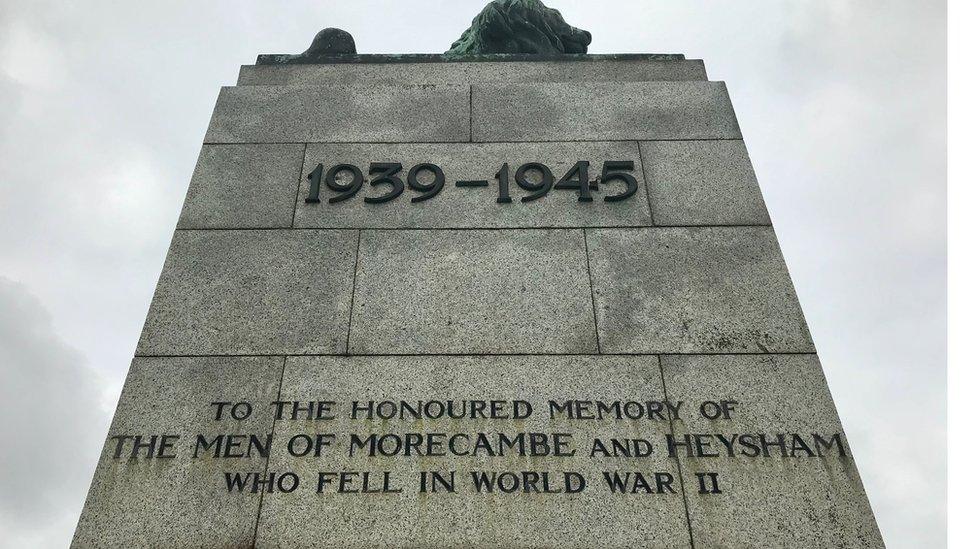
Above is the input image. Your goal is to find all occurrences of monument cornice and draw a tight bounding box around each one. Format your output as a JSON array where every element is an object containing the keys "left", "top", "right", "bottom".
[{"left": 255, "top": 52, "right": 687, "bottom": 65}]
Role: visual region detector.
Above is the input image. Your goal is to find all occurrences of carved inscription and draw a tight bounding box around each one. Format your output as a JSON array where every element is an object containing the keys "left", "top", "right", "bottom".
[
  {"left": 107, "top": 396, "right": 848, "bottom": 498},
  {"left": 304, "top": 161, "right": 639, "bottom": 204}
]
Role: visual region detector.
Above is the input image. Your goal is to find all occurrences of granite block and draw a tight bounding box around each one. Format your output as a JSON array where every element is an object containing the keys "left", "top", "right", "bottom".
[
  {"left": 72, "top": 356, "right": 283, "bottom": 548},
  {"left": 204, "top": 85, "right": 470, "bottom": 144},
  {"left": 137, "top": 229, "right": 358, "bottom": 355},
  {"left": 294, "top": 142, "right": 652, "bottom": 228},
  {"left": 237, "top": 59, "right": 707, "bottom": 86},
  {"left": 660, "top": 354, "right": 884, "bottom": 548},
  {"left": 472, "top": 82, "right": 741, "bottom": 142},
  {"left": 177, "top": 144, "right": 305, "bottom": 229},
  {"left": 348, "top": 229, "right": 598, "bottom": 354},
  {"left": 641, "top": 140, "right": 771, "bottom": 225},
  {"left": 255, "top": 354, "right": 690, "bottom": 548},
  {"left": 586, "top": 227, "right": 814, "bottom": 353}
]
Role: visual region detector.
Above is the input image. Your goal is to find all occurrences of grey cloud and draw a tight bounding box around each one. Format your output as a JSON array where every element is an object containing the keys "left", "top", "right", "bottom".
[{"left": 0, "top": 277, "right": 110, "bottom": 547}]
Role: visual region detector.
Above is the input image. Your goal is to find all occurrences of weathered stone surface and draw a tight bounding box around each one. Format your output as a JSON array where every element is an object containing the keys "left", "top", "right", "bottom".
[
  {"left": 348, "top": 229, "right": 597, "bottom": 354},
  {"left": 204, "top": 85, "right": 470, "bottom": 144},
  {"left": 72, "top": 356, "right": 282, "bottom": 548},
  {"left": 177, "top": 144, "right": 305, "bottom": 229},
  {"left": 660, "top": 354, "right": 884, "bottom": 548},
  {"left": 641, "top": 140, "right": 771, "bottom": 226},
  {"left": 446, "top": 0, "right": 591, "bottom": 56},
  {"left": 137, "top": 230, "right": 357, "bottom": 356},
  {"left": 472, "top": 81, "right": 741, "bottom": 142},
  {"left": 294, "top": 142, "right": 651, "bottom": 228},
  {"left": 76, "top": 43, "right": 884, "bottom": 548},
  {"left": 237, "top": 59, "right": 707, "bottom": 85},
  {"left": 586, "top": 227, "right": 814, "bottom": 353},
  {"left": 256, "top": 354, "right": 690, "bottom": 548}
]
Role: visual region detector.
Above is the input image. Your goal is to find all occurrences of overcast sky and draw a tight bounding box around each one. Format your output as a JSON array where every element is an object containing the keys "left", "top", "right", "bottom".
[{"left": 0, "top": 1, "right": 945, "bottom": 547}]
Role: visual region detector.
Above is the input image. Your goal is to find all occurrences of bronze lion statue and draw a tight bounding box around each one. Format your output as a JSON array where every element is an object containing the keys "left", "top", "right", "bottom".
[{"left": 447, "top": 0, "right": 591, "bottom": 55}]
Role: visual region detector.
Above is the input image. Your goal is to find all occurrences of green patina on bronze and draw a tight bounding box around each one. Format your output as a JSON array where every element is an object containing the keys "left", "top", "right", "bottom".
[
  {"left": 273, "top": 28, "right": 357, "bottom": 64},
  {"left": 256, "top": 0, "right": 615, "bottom": 65},
  {"left": 255, "top": 53, "right": 685, "bottom": 65},
  {"left": 446, "top": 0, "right": 591, "bottom": 56}
]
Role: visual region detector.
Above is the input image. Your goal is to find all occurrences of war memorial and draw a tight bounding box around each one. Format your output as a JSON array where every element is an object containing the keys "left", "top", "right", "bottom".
[{"left": 73, "top": 1, "right": 884, "bottom": 547}]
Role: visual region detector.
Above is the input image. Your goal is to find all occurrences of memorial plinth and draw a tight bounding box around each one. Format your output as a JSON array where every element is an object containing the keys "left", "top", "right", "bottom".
[{"left": 73, "top": 53, "right": 884, "bottom": 548}]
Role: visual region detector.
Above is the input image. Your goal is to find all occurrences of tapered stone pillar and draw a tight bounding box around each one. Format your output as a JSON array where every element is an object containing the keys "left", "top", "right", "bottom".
[{"left": 74, "top": 53, "right": 883, "bottom": 548}]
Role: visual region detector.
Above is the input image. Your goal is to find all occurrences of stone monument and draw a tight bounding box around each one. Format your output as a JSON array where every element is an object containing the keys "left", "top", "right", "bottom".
[{"left": 73, "top": 2, "right": 884, "bottom": 547}]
